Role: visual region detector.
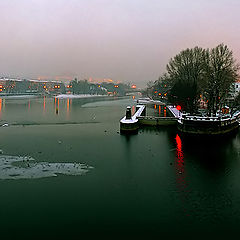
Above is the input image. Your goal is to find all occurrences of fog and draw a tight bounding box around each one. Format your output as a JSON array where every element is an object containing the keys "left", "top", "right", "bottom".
[{"left": 0, "top": 0, "right": 240, "bottom": 87}]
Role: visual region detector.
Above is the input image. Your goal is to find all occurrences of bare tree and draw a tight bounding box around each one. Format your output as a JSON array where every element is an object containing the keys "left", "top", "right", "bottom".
[
  {"left": 166, "top": 47, "right": 205, "bottom": 113},
  {"left": 202, "top": 44, "right": 239, "bottom": 115}
]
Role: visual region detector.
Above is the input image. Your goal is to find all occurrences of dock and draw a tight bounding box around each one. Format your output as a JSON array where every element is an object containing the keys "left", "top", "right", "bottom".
[
  {"left": 120, "top": 104, "right": 179, "bottom": 133},
  {"left": 120, "top": 105, "right": 146, "bottom": 133}
]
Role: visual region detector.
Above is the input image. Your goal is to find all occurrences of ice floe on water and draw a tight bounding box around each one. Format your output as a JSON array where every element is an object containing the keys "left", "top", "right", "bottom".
[{"left": 0, "top": 155, "right": 93, "bottom": 180}]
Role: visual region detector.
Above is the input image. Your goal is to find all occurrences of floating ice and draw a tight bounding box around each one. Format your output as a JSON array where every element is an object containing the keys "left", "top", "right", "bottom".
[{"left": 0, "top": 155, "right": 93, "bottom": 180}]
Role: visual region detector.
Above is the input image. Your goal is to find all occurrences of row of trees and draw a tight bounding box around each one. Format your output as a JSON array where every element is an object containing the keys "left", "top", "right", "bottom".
[
  {"left": 149, "top": 44, "right": 239, "bottom": 115},
  {"left": 0, "top": 79, "right": 66, "bottom": 94},
  {"left": 69, "top": 78, "right": 132, "bottom": 96},
  {"left": 70, "top": 79, "right": 107, "bottom": 95}
]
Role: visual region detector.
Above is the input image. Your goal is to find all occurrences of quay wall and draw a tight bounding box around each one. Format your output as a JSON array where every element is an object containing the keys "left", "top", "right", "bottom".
[{"left": 138, "top": 116, "right": 177, "bottom": 126}]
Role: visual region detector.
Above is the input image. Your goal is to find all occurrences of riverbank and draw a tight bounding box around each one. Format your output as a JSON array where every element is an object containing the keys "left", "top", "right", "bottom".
[{"left": 55, "top": 94, "right": 108, "bottom": 99}]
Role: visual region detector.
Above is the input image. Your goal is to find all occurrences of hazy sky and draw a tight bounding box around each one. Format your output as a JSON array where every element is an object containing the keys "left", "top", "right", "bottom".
[{"left": 0, "top": 0, "right": 240, "bottom": 86}]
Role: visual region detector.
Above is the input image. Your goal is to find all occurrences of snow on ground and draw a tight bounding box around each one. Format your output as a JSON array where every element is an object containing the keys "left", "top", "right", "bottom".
[
  {"left": 167, "top": 105, "right": 182, "bottom": 118},
  {"left": 0, "top": 155, "right": 93, "bottom": 180},
  {"left": 0, "top": 95, "right": 38, "bottom": 99},
  {"left": 56, "top": 94, "right": 107, "bottom": 99}
]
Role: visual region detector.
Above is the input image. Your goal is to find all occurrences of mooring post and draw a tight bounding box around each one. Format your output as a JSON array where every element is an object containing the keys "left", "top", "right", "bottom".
[{"left": 126, "top": 106, "right": 132, "bottom": 119}]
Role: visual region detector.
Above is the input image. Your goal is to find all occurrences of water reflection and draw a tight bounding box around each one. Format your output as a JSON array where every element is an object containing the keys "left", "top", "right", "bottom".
[
  {"left": 149, "top": 104, "right": 169, "bottom": 117},
  {"left": 54, "top": 97, "right": 59, "bottom": 114},
  {"left": 28, "top": 99, "right": 30, "bottom": 110},
  {"left": 175, "top": 134, "right": 190, "bottom": 216},
  {"left": 66, "top": 98, "right": 70, "bottom": 119},
  {"left": 43, "top": 96, "right": 46, "bottom": 113},
  {"left": 180, "top": 133, "right": 238, "bottom": 174},
  {"left": 164, "top": 106, "right": 167, "bottom": 117},
  {"left": 0, "top": 98, "right": 2, "bottom": 119}
]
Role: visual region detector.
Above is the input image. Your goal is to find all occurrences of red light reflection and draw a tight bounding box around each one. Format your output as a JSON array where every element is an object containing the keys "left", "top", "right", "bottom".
[
  {"left": 132, "top": 105, "right": 135, "bottom": 115},
  {"left": 175, "top": 134, "right": 190, "bottom": 216},
  {"left": 176, "top": 134, "right": 183, "bottom": 167}
]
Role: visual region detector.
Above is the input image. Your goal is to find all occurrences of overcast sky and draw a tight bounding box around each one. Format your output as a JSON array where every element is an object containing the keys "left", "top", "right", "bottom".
[{"left": 0, "top": 0, "right": 240, "bottom": 86}]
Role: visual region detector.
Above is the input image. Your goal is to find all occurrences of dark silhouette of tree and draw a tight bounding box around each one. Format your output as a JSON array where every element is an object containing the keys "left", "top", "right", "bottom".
[
  {"left": 149, "top": 44, "right": 239, "bottom": 115},
  {"left": 202, "top": 44, "right": 239, "bottom": 115},
  {"left": 150, "top": 74, "right": 173, "bottom": 101},
  {"left": 166, "top": 47, "right": 205, "bottom": 113}
]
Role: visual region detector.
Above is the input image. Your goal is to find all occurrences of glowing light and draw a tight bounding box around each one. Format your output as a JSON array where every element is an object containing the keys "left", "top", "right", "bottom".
[
  {"left": 131, "top": 85, "right": 136, "bottom": 89},
  {"left": 158, "top": 93, "right": 161, "bottom": 96},
  {"left": 114, "top": 85, "right": 119, "bottom": 88},
  {"left": 176, "top": 105, "right": 181, "bottom": 111}
]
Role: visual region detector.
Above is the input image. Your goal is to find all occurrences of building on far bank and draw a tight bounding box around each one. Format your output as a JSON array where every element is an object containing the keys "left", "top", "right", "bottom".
[
  {"left": 229, "top": 80, "right": 240, "bottom": 98},
  {"left": 234, "top": 80, "right": 240, "bottom": 96},
  {"left": 0, "top": 77, "right": 65, "bottom": 95}
]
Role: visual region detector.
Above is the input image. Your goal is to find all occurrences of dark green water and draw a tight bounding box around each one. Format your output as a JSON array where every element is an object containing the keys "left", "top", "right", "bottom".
[{"left": 0, "top": 96, "right": 240, "bottom": 239}]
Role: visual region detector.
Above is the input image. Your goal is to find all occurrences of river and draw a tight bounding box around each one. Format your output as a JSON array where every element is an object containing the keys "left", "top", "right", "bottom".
[{"left": 0, "top": 95, "right": 239, "bottom": 239}]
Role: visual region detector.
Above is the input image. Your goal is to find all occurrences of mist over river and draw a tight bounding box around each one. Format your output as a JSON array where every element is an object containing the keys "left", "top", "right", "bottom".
[{"left": 0, "top": 96, "right": 239, "bottom": 239}]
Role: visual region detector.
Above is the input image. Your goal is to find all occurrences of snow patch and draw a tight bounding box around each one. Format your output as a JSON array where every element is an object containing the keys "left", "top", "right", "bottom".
[
  {"left": 0, "top": 155, "right": 93, "bottom": 180},
  {"left": 0, "top": 95, "right": 38, "bottom": 99}
]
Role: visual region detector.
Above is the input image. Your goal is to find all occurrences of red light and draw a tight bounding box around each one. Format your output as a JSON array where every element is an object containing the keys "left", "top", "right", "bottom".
[{"left": 176, "top": 105, "right": 181, "bottom": 111}]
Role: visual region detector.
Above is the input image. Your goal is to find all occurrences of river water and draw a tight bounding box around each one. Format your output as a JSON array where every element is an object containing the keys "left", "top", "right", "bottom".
[{"left": 0, "top": 96, "right": 239, "bottom": 239}]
